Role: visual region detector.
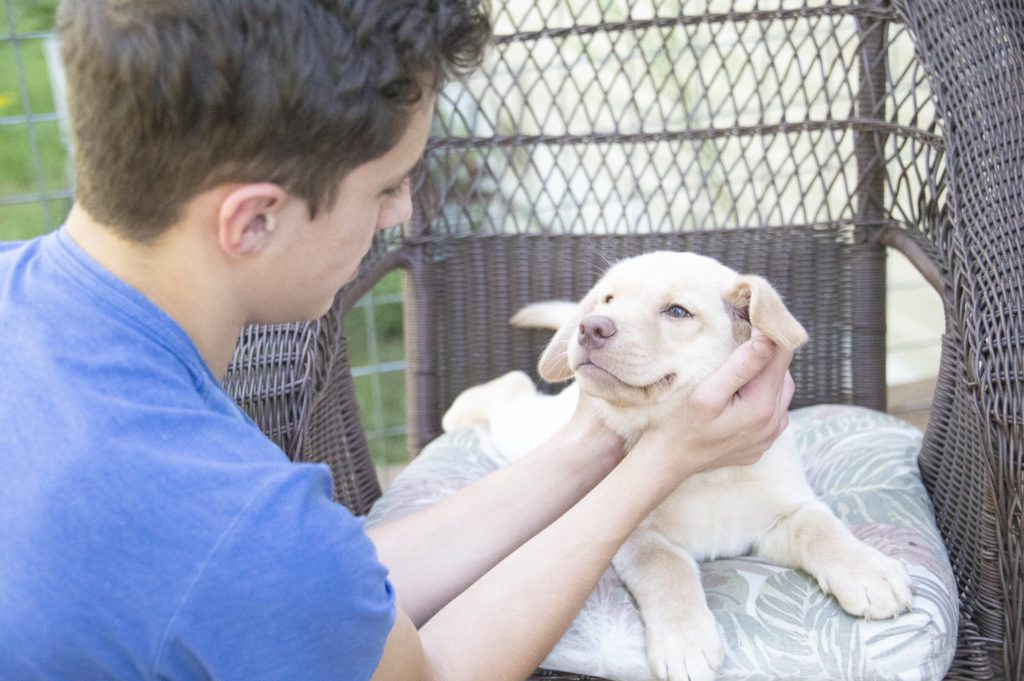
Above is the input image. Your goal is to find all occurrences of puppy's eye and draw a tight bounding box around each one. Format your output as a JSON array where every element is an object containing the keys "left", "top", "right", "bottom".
[
  {"left": 603, "top": 294, "right": 613, "bottom": 304},
  {"left": 666, "top": 304, "right": 691, "bottom": 318}
]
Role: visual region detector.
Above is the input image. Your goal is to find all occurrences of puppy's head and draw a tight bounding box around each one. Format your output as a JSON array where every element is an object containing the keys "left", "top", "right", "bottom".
[{"left": 536, "top": 251, "right": 806, "bottom": 427}]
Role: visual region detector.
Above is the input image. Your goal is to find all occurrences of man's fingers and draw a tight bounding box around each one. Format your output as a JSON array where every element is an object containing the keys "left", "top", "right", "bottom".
[
  {"left": 742, "top": 343, "right": 794, "bottom": 403},
  {"left": 691, "top": 336, "right": 776, "bottom": 414},
  {"left": 779, "top": 371, "right": 796, "bottom": 414}
]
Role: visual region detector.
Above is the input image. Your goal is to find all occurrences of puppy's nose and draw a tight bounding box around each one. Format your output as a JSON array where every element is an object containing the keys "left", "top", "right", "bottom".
[{"left": 578, "top": 315, "right": 617, "bottom": 349}]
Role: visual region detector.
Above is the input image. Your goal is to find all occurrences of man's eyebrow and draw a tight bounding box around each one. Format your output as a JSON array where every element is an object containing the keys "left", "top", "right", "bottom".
[{"left": 386, "top": 161, "right": 419, "bottom": 186}]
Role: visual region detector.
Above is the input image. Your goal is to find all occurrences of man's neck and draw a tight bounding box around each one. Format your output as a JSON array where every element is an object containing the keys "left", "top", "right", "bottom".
[{"left": 63, "top": 204, "right": 246, "bottom": 380}]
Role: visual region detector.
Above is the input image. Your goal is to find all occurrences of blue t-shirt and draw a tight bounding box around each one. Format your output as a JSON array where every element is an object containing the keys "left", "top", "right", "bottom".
[{"left": 0, "top": 229, "right": 396, "bottom": 680}]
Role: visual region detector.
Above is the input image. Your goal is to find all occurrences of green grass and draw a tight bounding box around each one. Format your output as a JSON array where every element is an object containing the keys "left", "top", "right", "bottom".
[
  {"left": 0, "top": 0, "right": 68, "bottom": 240},
  {"left": 3, "top": 0, "right": 59, "bottom": 35},
  {"left": 0, "top": 0, "right": 411, "bottom": 468},
  {"left": 345, "top": 271, "right": 409, "bottom": 466}
]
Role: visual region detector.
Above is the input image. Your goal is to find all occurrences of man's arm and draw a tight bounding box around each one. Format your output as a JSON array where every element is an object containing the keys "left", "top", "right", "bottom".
[
  {"left": 366, "top": 406, "right": 624, "bottom": 626},
  {"left": 370, "top": 337, "right": 795, "bottom": 681},
  {"left": 371, "top": 437, "right": 695, "bottom": 681}
]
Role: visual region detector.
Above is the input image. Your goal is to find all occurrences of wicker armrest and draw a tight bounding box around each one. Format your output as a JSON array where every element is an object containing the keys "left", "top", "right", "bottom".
[
  {"left": 901, "top": 1, "right": 1024, "bottom": 678},
  {"left": 224, "top": 238, "right": 409, "bottom": 516}
]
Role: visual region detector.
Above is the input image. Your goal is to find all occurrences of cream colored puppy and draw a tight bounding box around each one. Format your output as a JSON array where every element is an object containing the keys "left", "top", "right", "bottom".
[{"left": 443, "top": 251, "right": 914, "bottom": 681}]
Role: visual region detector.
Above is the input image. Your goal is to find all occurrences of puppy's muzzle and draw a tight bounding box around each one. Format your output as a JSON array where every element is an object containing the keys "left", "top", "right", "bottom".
[{"left": 578, "top": 315, "right": 616, "bottom": 350}]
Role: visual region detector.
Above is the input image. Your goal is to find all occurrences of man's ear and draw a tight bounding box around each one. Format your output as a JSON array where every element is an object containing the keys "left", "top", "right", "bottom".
[
  {"left": 536, "top": 291, "right": 598, "bottom": 383},
  {"left": 725, "top": 274, "right": 808, "bottom": 351},
  {"left": 217, "top": 183, "right": 289, "bottom": 258}
]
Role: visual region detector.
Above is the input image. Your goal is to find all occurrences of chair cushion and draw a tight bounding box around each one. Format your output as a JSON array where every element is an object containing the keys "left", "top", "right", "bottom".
[{"left": 367, "top": 405, "right": 958, "bottom": 680}]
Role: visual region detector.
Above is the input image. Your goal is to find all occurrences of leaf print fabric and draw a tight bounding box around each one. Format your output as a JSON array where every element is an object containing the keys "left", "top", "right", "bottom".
[{"left": 368, "top": 406, "right": 958, "bottom": 680}]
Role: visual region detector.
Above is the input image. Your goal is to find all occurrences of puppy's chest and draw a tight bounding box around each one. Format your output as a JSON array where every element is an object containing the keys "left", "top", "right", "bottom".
[{"left": 641, "top": 437, "right": 813, "bottom": 560}]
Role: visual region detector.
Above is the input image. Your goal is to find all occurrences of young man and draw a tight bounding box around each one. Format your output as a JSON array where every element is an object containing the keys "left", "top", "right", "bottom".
[{"left": 0, "top": 1, "right": 795, "bottom": 679}]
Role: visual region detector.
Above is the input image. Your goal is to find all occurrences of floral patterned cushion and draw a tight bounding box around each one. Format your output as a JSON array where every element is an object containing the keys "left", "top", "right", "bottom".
[{"left": 367, "top": 405, "right": 958, "bottom": 680}]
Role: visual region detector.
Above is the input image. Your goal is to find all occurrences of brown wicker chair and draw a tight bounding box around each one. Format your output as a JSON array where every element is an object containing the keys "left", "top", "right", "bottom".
[{"left": 224, "top": 1, "right": 1023, "bottom": 678}]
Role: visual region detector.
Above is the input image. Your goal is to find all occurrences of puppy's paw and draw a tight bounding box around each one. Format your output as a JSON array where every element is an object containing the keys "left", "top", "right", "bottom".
[
  {"left": 819, "top": 546, "right": 914, "bottom": 619},
  {"left": 644, "top": 612, "right": 724, "bottom": 681}
]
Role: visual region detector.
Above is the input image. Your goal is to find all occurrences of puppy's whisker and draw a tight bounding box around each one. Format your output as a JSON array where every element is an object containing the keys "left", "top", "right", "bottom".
[
  {"left": 575, "top": 246, "right": 613, "bottom": 282},
  {"left": 591, "top": 248, "right": 614, "bottom": 270},
  {"left": 583, "top": 259, "right": 608, "bottom": 278},
  {"left": 582, "top": 249, "right": 614, "bottom": 281}
]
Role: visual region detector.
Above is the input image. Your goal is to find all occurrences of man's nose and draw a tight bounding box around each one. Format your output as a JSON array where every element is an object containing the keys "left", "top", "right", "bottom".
[
  {"left": 578, "top": 315, "right": 617, "bottom": 349},
  {"left": 377, "top": 186, "right": 413, "bottom": 231}
]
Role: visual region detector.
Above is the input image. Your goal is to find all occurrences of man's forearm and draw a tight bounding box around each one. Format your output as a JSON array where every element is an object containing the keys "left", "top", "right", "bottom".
[
  {"left": 368, "top": 420, "right": 623, "bottom": 626},
  {"left": 416, "top": 436, "right": 688, "bottom": 681}
]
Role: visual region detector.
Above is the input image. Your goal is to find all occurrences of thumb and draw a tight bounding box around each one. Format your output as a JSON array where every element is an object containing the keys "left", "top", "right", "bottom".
[{"left": 691, "top": 336, "right": 776, "bottom": 415}]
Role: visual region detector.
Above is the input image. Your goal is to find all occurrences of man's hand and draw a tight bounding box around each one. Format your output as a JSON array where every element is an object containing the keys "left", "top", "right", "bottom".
[
  {"left": 562, "top": 389, "right": 628, "bottom": 465},
  {"left": 637, "top": 335, "right": 796, "bottom": 478}
]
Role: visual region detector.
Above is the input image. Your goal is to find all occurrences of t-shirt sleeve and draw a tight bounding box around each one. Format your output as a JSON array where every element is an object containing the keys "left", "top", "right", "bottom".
[{"left": 154, "top": 464, "right": 396, "bottom": 681}]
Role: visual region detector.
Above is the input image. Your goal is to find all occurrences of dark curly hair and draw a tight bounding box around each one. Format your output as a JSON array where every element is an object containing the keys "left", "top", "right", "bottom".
[{"left": 57, "top": 0, "right": 491, "bottom": 242}]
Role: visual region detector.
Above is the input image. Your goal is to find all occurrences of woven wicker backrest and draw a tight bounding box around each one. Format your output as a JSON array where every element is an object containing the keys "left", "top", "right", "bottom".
[
  {"left": 403, "top": 0, "right": 915, "bottom": 448},
  {"left": 224, "top": 1, "right": 1023, "bottom": 678}
]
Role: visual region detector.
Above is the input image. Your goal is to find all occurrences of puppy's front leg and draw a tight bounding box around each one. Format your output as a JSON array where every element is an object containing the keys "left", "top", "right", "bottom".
[
  {"left": 754, "top": 500, "right": 913, "bottom": 619},
  {"left": 613, "top": 530, "right": 723, "bottom": 681}
]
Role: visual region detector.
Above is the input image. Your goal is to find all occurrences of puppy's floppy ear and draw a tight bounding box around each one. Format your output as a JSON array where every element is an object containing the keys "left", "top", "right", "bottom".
[
  {"left": 726, "top": 275, "right": 808, "bottom": 351},
  {"left": 535, "top": 291, "right": 598, "bottom": 383}
]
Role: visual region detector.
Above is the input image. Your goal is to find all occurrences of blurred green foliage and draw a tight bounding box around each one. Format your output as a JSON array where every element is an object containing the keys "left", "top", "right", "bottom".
[
  {"left": 345, "top": 271, "right": 409, "bottom": 466},
  {"left": 5, "top": 0, "right": 59, "bottom": 33},
  {"left": 0, "top": 0, "right": 69, "bottom": 240}
]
